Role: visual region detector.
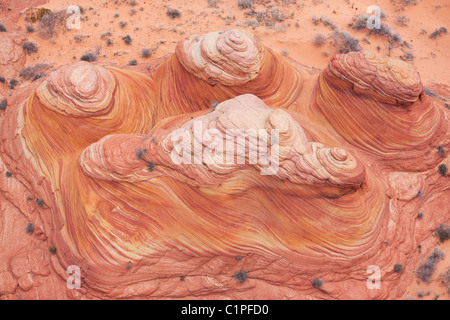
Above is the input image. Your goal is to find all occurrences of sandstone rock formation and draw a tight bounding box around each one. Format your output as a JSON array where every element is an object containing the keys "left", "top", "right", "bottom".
[
  {"left": 0, "top": 31, "right": 27, "bottom": 80},
  {"left": 0, "top": 29, "right": 448, "bottom": 300}
]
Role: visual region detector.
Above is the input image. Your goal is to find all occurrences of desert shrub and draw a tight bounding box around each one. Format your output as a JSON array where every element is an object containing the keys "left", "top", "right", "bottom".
[
  {"left": 35, "top": 198, "right": 44, "bottom": 207},
  {"left": 129, "top": 0, "right": 137, "bottom": 6},
  {"left": 19, "top": 63, "right": 51, "bottom": 80},
  {"left": 312, "top": 15, "right": 337, "bottom": 30},
  {"left": 245, "top": 19, "right": 259, "bottom": 27},
  {"left": 22, "top": 41, "right": 38, "bottom": 55},
  {"left": 439, "top": 164, "right": 448, "bottom": 177},
  {"left": 269, "top": 7, "right": 287, "bottom": 23},
  {"left": 394, "top": 264, "right": 403, "bottom": 273},
  {"left": 368, "top": 22, "right": 393, "bottom": 38},
  {"left": 436, "top": 224, "right": 450, "bottom": 242},
  {"left": 166, "top": 8, "right": 181, "bottom": 19},
  {"left": 80, "top": 52, "right": 97, "bottom": 62},
  {"left": 312, "top": 278, "right": 323, "bottom": 288},
  {"left": 0, "top": 99, "right": 6, "bottom": 110},
  {"left": 26, "top": 223, "right": 35, "bottom": 235},
  {"left": 21, "top": 67, "right": 39, "bottom": 80},
  {"left": 390, "top": 0, "right": 417, "bottom": 11},
  {"left": 142, "top": 47, "right": 156, "bottom": 58},
  {"left": 208, "top": 0, "right": 219, "bottom": 8},
  {"left": 417, "top": 247, "right": 445, "bottom": 283},
  {"left": 0, "top": 24, "right": 6, "bottom": 32},
  {"left": 122, "top": 35, "right": 132, "bottom": 44},
  {"left": 0, "top": 76, "right": 5, "bottom": 83},
  {"left": 395, "top": 15, "right": 408, "bottom": 26},
  {"left": 387, "top": 44, "right": 394, "bottom": 57},
  {"left": 319, "top": 16, "right": 337, "bottom": 30},
  {"left": 32, "top": 72, "right": 45, "bottom": 82},
  {"left": 129, "top": 8, "right": 137, "bottom": 16},
  {"left": 101, "top": 31, "right": 112, "bottom": 39},
  {"left": 146, "top": 162, "right": 155, "bottom": 172},
  {"left": 424, "top": 87, "right": 438, "bottom": 97},
  {"left": 400, "top": 51, "right": 414, "bottom": 61},
  {"left": 237, "top": 0, "right": 253, "bottom": 9},
  {"left": 9, "top": 78, "right": 18, "bottom": 89},
  {"left": 37, "top": 10, "right": 69, "bottom": 39},
  {"left": 49, "top": 247, "right": 57, "bottom": 254},
  {"left": 119, "top": 21, "right": 128, "bottom": 28},
  {"left": 438, "top": 145, "right": 445, "bottom": 157},
  {"left": 350, "top": 14, "right": 369, "bottom": 30},
  {"left": 418, "top": 212, "right": 424, "bottom": 219},
  {"left": 417, "top": 259, "right": 435, "bottom": 283},
  {"left": 366, "top": 22, "right": 405, "bottom": 46},
  {"left": 254, "top": 8, "right": 288, "bottom": 27},
  {"left": 142, "top": 48, "right": 151, "bottom": 58},
  {"left": 391, "top": 33, "right": 402, "bottom": 44},
  {"left": 73, "top": 34, "right": 82, "bottom": 43},
  {"left": 234, "top": 270, "right": 248, "bottom": 283},
  {"left": 417, "top": 290, "right": 430, "bottom": 298},
  {"left": 332, "top": 31, "right": 362, "bottom": 54},
  {"left": 128, "top": 59, "right": 137, "bottom": 66},
  {"left": 25, "top": 24, "right": 35, "bottom": 32},
  {"left": 430, "top": 27, "right": 448, "bottom": 39},
  {"left": 439, "top": 269, "right": 450, "bottom": 293},
  {"left": 314, "top": 33, "right": 326, "bottom": 47},
  {"left": 5, "top": 171, "right": 12, "bottom": 177},
  {"left": 135, "top": 147, "right": 147, "bottom": 159},
  {"left": 235, "top": 255, "right": 242, "bottom": 260},
  {"left": 431, "top": 247, "right": 445, "bottom": 260}
]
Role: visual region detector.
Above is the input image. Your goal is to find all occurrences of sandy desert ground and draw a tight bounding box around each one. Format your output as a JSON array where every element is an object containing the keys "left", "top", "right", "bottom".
[{"left": 0, "top": 0, "right": 449, "bottom": 300}]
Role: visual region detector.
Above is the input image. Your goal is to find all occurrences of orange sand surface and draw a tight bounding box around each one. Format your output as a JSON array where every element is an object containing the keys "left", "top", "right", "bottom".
[{"left": 11, "top": 0, "right": 450, "bottom": 86}]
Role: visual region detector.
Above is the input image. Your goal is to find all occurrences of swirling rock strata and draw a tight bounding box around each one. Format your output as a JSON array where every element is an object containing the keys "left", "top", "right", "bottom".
[
  {"left": 151, "top": 29, "right": 302, "bottom": 121},
  {"left": 310, "top": 51, "right": 447, "bottom": 171},
  {"left": 36, "top": 62, "right": 116, "bottom": 117},
  {"left": 176, "top": 29, "right": 264, "bottom": 86},
  {"left": 0, "top": 29, "right": 448, "bottom": 300},
  {"left": 327, "top": 51, "right": 423, "bottom": 104},
  {"left": 80, "top": 94, "right": 365, "bottom": 191}
]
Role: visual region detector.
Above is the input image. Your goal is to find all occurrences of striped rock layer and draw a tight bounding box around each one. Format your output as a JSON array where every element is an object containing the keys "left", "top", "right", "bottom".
[{"left": 0, "top": 29, "right": 448, "bottom": 300}]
